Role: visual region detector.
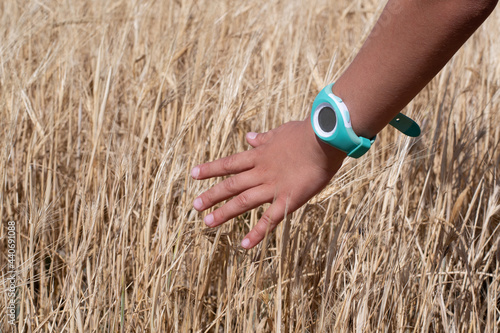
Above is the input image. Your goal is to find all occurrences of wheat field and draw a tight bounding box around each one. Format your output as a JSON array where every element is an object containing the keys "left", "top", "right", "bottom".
[{"left": 1, "top": 0, "right": 500, "bottom": 331}]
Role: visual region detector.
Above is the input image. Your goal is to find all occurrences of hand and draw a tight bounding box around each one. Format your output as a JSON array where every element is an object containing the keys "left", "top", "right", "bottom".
[{"left": 191, "top": 119, "right": 346, "bottom": 249}]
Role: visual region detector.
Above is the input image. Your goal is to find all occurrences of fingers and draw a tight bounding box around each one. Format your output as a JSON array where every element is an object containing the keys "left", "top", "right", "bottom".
[
  {"left": 193, "top": 170, "right": 262, "bottom": 211},
  {"left": 246, "top": 130, "right": 273, "bottom": 148},
  {"left": 191, "top": 131, "right": 273, "bottom": 179},
  {"left": 191, "top": 150, "right": 255, "bottom": 180},
  {"left": 241, "top": 198, "right": 287, "bottom": 249},
  {"left": 203, "top": 185, "right": 274, "bottom": 228},
  {"left": 192, "top": 129, "right": 280, "bottom": 250}
]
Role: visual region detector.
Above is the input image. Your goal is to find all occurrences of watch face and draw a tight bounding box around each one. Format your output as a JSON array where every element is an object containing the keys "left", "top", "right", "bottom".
[{"left": 317, "top": 106, "right": 336, "bottom": 133}]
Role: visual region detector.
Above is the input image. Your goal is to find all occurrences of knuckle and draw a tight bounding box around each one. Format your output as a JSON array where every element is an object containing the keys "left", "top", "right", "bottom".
[
  {"left": 257, "top": 133, "right": 267, "bottom": 143},
  {"left": 223, "top": 176, "right": 237, "bottom": 193},
  {"left": 245, "top": 149, "right": 257, "bottom": 165},
  {"left": 275, "top": 195, "right": 288, "bottom": 207},
  {"left": 213, "top": 207, "right": 226, "bottom": 222},
  {"left": 235, "top": 193, "right": 250, "bottom": 209},
  {"left": 260, "top": 130, "right": 273, "bottom": 142},
  {"left": 261, "top": 214, "right": 274, "bottom": 227},
  {"left": 202, "top": 190, "right": 215, "bottom": 206},
  {"left": 222, "top": 155, "right": 236, "bottom": 173},
  {"left": 256, "top": 215, "right": 275, "bottom": 239},
  {"left": 257, "top": 164, "right": 271, "bottom": 178},
  {"left": 254, "top": 216, "right": 272, "bottom": 240}
]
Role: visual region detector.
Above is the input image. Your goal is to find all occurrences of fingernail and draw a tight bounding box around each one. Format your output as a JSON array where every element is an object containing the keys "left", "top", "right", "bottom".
[
  {"left": 241, "top": 238, "right": 250, "bottom": 248},
  {"left": 204, "top": 213, "right": 214, "bottom": 226},
  {"left": 247, "top": 132, "right": 257, "bottom": 140},
  {"left": 193, "top": 198, "right": 203, "bottom": 210},
  {"left": 191, "top": 166, "right": 200, "bottom": 179}
]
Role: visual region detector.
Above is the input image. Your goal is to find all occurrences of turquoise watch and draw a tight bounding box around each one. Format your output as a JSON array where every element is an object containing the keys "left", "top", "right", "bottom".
[{"left": 311, "top": 83, "right": 421, "bottom": 158}]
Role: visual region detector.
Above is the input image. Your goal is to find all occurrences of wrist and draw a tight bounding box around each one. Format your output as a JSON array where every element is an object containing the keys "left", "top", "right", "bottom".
[
  {"left": 330, "top": 81, "right": 380, "bottom": 139},
  {"left": 309, "top": 83, "right": 377, "bottom": 158},
  {"left": 301, "top": 119, "right": 347, "bottom": 171}
]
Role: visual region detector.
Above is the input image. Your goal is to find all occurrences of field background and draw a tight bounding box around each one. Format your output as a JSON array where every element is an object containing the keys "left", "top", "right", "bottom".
[{"left": 1, "top": 0, "right": 500, "bottom": 331}]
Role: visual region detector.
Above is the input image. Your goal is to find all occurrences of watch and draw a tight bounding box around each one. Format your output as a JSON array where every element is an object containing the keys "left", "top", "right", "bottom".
[{"left": 310, "top": 83, "right": 420, "bottom": 158}]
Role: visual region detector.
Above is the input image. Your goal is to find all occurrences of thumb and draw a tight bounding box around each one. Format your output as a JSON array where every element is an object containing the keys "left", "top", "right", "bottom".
[{"left": 246, "top": 131, "right": 272, "bottom": 148}]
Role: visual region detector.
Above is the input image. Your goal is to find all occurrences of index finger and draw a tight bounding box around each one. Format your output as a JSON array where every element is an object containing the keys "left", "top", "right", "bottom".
[{"left": 191, "top": 149, "right": 256, "bottom": 180}]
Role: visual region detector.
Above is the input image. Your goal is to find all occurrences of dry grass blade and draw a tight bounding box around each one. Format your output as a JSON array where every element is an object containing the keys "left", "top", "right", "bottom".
[{"left": 0, "top": 0, "right": 499, "bottom": 331}]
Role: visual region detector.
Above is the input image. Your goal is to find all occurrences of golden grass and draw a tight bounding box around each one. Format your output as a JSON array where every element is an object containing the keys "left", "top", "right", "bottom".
[{"left": 1, "top": 0, "right": 499, "bottom": 331}]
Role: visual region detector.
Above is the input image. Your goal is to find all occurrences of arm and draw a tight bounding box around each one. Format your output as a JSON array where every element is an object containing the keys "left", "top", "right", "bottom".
[
  {"left": 192, "top": 0, "right": 498, "bottom": 249},
  {"left": 339, "top": 0, "right": 498, "bottom": 139}
]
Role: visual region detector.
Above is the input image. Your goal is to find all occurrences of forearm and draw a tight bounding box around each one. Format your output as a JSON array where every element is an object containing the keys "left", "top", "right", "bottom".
[{"left": 332, "top": 0, "right": 498, "bottom": 139}]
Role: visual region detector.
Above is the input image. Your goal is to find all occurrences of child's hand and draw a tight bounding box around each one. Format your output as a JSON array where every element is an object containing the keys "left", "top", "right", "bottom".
[{"left": 191, "top": 119, "right": 346, "bottom": 249}]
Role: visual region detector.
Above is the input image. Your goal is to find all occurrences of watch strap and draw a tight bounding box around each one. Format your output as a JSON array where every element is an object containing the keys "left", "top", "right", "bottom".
[
  {"left": 389, "top": 113, "right": 421, "bottom": 137},
  {"left": 348, "top": 135, "right": 376, "bottom": 158}
]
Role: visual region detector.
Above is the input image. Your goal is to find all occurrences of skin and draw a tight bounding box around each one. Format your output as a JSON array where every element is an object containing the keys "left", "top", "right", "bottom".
[{"left": 192, "top": 0, "right": 498, "bottom": 249}]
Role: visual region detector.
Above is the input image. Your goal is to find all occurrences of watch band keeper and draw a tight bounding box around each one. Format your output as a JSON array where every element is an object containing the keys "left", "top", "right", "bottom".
[{"left": 348, "top": 136, "right": 374, "bottom": 158}]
